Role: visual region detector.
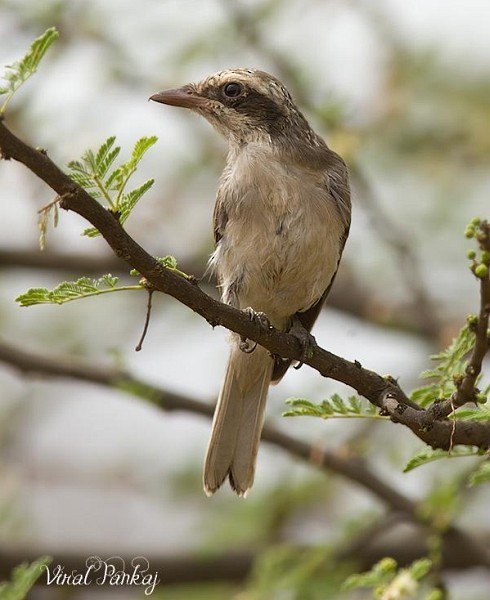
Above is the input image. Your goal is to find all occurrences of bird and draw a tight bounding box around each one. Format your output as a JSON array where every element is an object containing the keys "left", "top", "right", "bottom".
[{"left": 150, "top": 68, "right": 351, "bottom": 497}]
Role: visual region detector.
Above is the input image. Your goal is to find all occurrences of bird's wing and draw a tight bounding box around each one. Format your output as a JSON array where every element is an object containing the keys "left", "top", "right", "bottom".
[
  {"left": 271, "top": 155, "right": 351, "bottom": 383},
  {"left": 213, "top": 188, "right": 228, "bottom": 245}
]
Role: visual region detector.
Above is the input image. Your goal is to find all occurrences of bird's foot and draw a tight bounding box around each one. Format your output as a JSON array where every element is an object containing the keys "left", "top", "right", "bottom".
[
  {"left": 238, "top": 308, "right": 271, "bottom": 354},
  {"left": 289, "top": 316, "right": 317, "bottom": 370}
]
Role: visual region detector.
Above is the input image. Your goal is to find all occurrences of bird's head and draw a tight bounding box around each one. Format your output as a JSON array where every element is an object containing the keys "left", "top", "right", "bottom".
[{"left": 150, "top": 68, "right": 317, "bottom": 147}]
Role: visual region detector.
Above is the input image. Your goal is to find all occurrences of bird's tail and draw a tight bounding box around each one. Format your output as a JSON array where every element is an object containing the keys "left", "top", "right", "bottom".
[{"left": 204, "top": 342, "right": 273, "bottom": 496}]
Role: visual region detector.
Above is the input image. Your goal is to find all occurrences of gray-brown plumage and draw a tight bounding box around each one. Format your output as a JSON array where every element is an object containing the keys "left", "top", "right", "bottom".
[{"left": 151, "top": 68, "right": 351, "bottom": 496}]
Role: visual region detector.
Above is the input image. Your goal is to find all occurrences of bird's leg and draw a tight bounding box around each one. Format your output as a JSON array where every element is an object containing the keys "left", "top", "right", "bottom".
[
  {"left": 289, "top": 315, "right": 317, "bottom": 369},
  {"left": 239, "top": 307, "right": 272, "bottom": 353}
]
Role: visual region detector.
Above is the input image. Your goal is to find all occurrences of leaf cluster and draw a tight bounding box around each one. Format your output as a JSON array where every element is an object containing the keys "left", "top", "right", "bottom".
[
  {"left": 283, "top": 394, "right": 381, "bottom": 420},
  {"left": 410, "top": 325, "right": 476, "bottom": 407},
  {"left": 15, "top": 274, "right": 142, "bottom": 307},
  {"left": 342, "top": 557, "right": 441, "bottom": 600},
  {"left": 0, "top": 27, "right": 59, "bottom": 114},
  {"left": 67, "top": 135, "right": 157, "bottom": 237}
]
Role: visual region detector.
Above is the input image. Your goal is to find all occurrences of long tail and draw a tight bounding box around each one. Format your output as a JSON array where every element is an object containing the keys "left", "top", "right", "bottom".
[{"left": 204, "top": 342, "right": 273, "bottom": 497}]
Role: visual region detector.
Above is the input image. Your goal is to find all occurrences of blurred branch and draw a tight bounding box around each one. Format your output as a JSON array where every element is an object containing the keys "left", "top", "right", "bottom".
[
  {"left": 351, "top": 163, "right": 442, "bottom": 339},
  {"left": 0, "top": 344, "right": 490, "bottom": 583},
  {"left": 0, "top": 118, "right": 489, "bottom": 452},
  {"left": 0, "top": 247, "right": 447, "bottom": 341},
  {"left": 0, "top": 339, "right": 489, "bottom": 571},
  {"left": 0, "top": 340, "right": 415, "bottom": 515},
  {"left": 0, "top": 247, "right": 127, "bottom": 273},
  {"left": 1, "top": 525, "right": 489, "bottom": 588}
]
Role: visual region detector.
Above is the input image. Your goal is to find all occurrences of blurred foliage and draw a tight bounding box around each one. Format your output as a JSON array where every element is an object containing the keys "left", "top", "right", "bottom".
[
  {"left": 342, "top": 557, "right": 441, "bottom": 600},
  {"left": 0, "top": 556, "right": 51, "bottom": 600},
  {"left": 0, "top": 26, "right": 58, "bottom": 113}
]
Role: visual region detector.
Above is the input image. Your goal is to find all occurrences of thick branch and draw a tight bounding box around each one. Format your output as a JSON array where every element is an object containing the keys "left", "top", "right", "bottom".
[{"left": 1, "top": 118, "right": 490, "bottom": 451}]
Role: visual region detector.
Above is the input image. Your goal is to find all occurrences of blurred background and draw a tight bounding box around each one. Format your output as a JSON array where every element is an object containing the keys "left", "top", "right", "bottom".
[{"left": 0, "top": 0, "right": 489, "bottom": 598}]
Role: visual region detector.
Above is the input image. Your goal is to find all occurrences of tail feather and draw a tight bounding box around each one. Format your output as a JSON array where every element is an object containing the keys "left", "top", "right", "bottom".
[{"left": 204, "top": 343, "right": 273, "bottom": 496}]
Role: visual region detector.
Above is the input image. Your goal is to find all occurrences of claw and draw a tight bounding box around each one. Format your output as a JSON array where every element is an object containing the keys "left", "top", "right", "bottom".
[
  {"left": 243, "top": 307, "right": 272, "bottom": 329},
  {"left": 238, "top": 308, "right": 271, "bottom": 354},
  {"left": 239, "top": 336, "right": 257, "bottom": 353},
  {"left": 289, "top": 316, "right": 317, "bottom": 369}
]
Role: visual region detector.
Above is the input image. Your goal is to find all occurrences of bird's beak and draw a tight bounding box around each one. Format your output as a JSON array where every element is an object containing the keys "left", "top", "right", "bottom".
[{"left": 149, "top": 85, "right": 208, "bottom": 110}]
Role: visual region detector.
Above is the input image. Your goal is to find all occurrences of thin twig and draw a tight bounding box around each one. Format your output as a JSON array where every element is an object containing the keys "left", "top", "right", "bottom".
[{"left": 135, "top": 288, "right": 154, "bottom": 351}]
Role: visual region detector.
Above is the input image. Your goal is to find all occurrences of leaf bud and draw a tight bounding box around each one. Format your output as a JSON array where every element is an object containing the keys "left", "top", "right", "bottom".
[{"left": 474, "top": 264, "right": 488, "bottom": 279}]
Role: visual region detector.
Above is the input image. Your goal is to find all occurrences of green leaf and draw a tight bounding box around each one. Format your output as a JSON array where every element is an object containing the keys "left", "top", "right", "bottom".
[
  {"left": 119, "top": 178, "right": 155, "bottom": 225},
  {"left": 128, "top": 136, "right": 158, "bottom": 169},
  {"left": 409, "top": 558, "right": 432, "bottom": 580},
  {"left": 0, "top": 27, "right": 59, "bottom": 113},
  {"left": 451, "top": 404, "right": 490, "bottom": 421},
  {"left": 94, "top": 136, "right": 120, "bottom": 177},
  {"left": 67, "top": 135, "right": 157, "bottom": 237},
  {"left": 282, "top": 398, "right": 323, "bottom": 418},
  {"left": 0, "top": 555, "right": 52, "bottom": 599},
  {"left": 468, "top": 461, "right": 490, "bottom": 486},
  {"left": 343, "top": 557, "right": 433, "bottom": 598},
  {"left": 111, "top": 136, "right": 158, "bottom": 199},
  {"left": 283, "top": 395, "right": 380, "bottom": 419},
  {"left": 158, "top": 255, "right": 178, "bottom": 270},
  {"left": 82, "top": 224, "right": 103, "bottom": 238},
  {"left": 342, "top": 557, "right": 397, "bottom": 591},
  {"left": 16, "top": 274, "right": 143, "bottom": 307},
  {"left": 404, "top": 447, "right": 479, "bottom": 472},
  {"left": 129, "top": 255, "right": 188, "bottom": 279},
  {"left": 410, "top": 325, "right": 476, "bottom": 407}
]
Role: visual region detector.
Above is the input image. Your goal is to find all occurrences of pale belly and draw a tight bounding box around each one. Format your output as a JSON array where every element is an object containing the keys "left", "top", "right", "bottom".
[
  {"left": 212, "top": 192, "right": 342, "bottom": 329},
  {"left": 210, "top": 144, "right": 346, "bottom": 329}
]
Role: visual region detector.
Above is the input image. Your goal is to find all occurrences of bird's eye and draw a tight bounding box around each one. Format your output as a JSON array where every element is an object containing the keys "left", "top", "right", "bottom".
[{"left": 223, "top": 82, "right": 242, "bottom": 98}]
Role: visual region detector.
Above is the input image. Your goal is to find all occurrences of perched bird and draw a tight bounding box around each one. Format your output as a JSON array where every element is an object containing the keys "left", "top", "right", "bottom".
[{"left": 151, "top": 68, "right": 351, "bottom": 496}]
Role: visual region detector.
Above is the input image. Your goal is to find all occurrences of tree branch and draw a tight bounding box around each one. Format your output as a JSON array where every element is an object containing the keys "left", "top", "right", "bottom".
[{"left": 1, "top": 117, "right": 489, "bottom": 452}]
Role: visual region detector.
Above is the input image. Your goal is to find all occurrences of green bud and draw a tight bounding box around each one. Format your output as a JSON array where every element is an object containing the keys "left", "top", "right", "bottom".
[
  {"left": 476, "top": 231, "right": 488, "bottom": 242},
  {"left": 471, "top": 217, "right": 481, "bottom": 226},
  {"left": 377, "top": 557, "right": 397, "bottom": 574},
  {"left": 474, "top": 264, "right": 489, "bottom": 279},
  {"left": 464, "top": 227, "right": 475, "bottom": 239},
  {"left": 476, "top": 393, "right": 487, "bottom": 404},
  {"left": 466, "top": 314, "right": 478, "bottom": 325},
  {"left": 410, "top": 558, "right": 432, "bottom": 580},
  {"left": 481, "top": 250, "right": 490, "bottom": 265},
  {"left": 467, "top": 250, "right": 476, "bottom": 260}
]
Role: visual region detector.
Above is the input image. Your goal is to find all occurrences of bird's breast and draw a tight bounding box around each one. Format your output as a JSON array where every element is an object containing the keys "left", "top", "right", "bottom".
[{"left": 212, "top": 145, "right": 344, "bottom": 328}]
